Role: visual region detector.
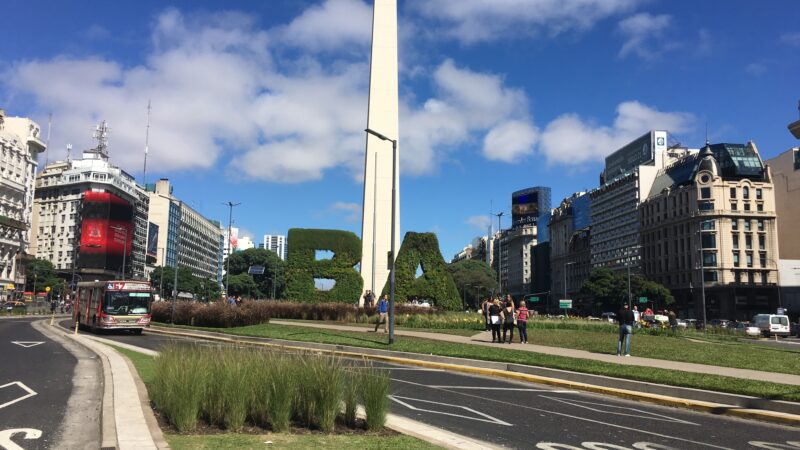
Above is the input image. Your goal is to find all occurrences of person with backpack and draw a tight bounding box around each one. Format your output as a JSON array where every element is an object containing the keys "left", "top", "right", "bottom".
[
  {"left": 500, "top": 300, "right": 516, "bottom": 344},
  {"left": 516, "top": 299, "right": 530, "bottom": 344}
]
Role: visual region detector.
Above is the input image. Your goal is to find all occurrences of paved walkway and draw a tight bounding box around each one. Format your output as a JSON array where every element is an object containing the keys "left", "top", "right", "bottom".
[{"left": 270, "top": 320, "right": 800, "bottom": 386}]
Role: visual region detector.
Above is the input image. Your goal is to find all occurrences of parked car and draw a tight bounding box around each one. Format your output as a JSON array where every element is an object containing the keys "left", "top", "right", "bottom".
[
  {"left": 676, "top": 319, "right": 688, "bottom": 329},
  {"left": 601, "top": 312, "right": 616, "bottom": 323},
  {"left": 709, "top": 319, "right": 732, "bottom": 329},
  {"left": 751, "top": 314, "right": 791, "bottom": 338}
]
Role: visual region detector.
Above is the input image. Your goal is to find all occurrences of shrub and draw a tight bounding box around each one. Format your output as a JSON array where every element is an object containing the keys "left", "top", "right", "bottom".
[
  {"left": 361, "top": 364, "right": 390, "bottom": 431},
  {"left": 342, "top": 370, "right": 359, "bottom": 427},
  {"left": 311, "top": 357, "right": 344, "bottom": 433},
  {"left": 265, "top": 355, "right": 294, "bottom": 432},
  {"left": 150, "top": 346, "right": 206, "bottom": 432}
]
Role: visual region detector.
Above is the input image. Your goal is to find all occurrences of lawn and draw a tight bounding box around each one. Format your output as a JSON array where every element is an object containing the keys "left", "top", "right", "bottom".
[
  {"left": 275, "top": 319, "right": 481, "bottom": 337},
  {"left": 156, "top": 322, "right": 800, "bottom": 402},
  {"left": 113, "top": 346, "right": 440, "bottom": 449}
]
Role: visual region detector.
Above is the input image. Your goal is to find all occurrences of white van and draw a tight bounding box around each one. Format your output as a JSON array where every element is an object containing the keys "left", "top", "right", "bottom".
[{"left": 751, "top": 314, "right": 791, "bottom": 337}]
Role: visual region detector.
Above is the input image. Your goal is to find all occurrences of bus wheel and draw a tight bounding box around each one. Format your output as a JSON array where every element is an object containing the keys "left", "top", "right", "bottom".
[{"left": 132, "top": 329, "right": 143, "bottom": 336}]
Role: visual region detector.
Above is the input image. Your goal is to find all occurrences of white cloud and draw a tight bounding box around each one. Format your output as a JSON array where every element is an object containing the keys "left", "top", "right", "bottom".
[
  {"left": 483, "top": 120, "right": 538, "bottom": 162},
  {"left": 411, "top": 0, "right": 640, "bottom": 44},
  {"left": 618, "top": 13, "right": 672, "bottom": 59},
  {"left": 745, "top": 62, "right": 767, "bottom": 76},
  {"left": 466, "top": 215, "right": 491, "bottom": 231},
  {"left": 780, "top": 31, "right": 800, "bottom": 46},
  {"left": 277, "top": 0, "right": 372, "bottom": 52},
  {"left": 330, "top": 201, "right": 362, "bottom": 222},
  {"left": 538, "top": 101, "right": 693, "bottom": 166}
]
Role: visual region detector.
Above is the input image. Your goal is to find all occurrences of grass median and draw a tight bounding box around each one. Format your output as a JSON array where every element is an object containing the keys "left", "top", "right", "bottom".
[
  {"left": 154, "top": 322, "right": 800, "bottom": 402},
  {"left": 113, "top": 346, "right": 439, "bottom": 450}
]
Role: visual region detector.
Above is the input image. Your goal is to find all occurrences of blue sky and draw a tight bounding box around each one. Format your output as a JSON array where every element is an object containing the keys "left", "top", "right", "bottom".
[{"left": 2, "top": 0, "right": 799, "bottom": 261}]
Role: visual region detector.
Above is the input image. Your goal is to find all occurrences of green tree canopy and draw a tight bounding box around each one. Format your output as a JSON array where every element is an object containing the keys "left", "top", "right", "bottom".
[
  {"left": 225, "top": 248, "right": 286, "bottom": 299},
  {"left": 581, "top": 268, "right": 675, "bottom": 312},
  {"left": 226, "top": 273, "right": 259, "bottom": 298},
  {"left": 149, "top": 266, "right": 219, "bottom": 301},
  {"left": 446, "top": 259, "right": 497, "bottom": 309},
  {"left": 25, "top": 259, "right": 63, "bottom": 295}
]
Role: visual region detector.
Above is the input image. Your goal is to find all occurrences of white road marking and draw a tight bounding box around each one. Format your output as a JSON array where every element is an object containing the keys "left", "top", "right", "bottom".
[
  {"left": 427, "top": 386, "right": 575, "bottom": 393},
  {"left": 0, "top": 428, "right": 42, "bottom": 450},
  {"left": 0, "top": 382, "right": 37, "bottom": 410},
  {"left": 541, "top": 395, "right": 698, "bottom": 425},
  {"left": 389, "top": 395, "right": 512, "bottom": 426},
  {"left": 392, "top": 377, "right": 730, "bottom": 449},
  {"left": 748, "top": 442, "right": 800, "bottom": 449},
  {"left": 10, "top": 341, "right": 44, "bottom": 348}
]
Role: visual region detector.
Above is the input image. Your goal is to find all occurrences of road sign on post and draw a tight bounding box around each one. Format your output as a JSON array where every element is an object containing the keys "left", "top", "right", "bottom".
[
  {"left": 638, "top": 296, "right": 648, "bottom": 303},
  {"left": 529, "top": 296, "right": 539, "bottom": 303},
  {"left": 248, "top": 265, "right": 265, "bottom": 275},
  {"left": 559, "top": 299, "right": 572, "bottom": 309}
]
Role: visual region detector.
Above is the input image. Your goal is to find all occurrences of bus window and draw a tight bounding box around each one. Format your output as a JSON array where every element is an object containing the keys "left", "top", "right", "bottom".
[{"left": 104, "top": 291, "right": 151, "bottom": 315}]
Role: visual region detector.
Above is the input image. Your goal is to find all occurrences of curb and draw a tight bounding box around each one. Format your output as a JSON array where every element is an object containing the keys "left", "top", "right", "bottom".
[{"left": 148, "top": 325, "right": 800, "bottom": 427}]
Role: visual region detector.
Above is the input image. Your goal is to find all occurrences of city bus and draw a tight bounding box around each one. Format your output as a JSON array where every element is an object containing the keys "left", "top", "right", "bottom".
[{"left": 73, "top": 280, "right": 153, "bottom": 334}]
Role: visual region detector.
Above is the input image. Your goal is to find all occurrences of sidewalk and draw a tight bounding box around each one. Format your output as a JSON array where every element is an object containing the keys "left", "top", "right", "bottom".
[{"left": 269, "top": 320, "right": 800, "bottom": 386}]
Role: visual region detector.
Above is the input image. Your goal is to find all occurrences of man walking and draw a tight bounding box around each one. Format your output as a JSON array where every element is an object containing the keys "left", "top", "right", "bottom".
[
  {"left": 668, "top": 310, "right": 678, "bottom": 334},
  {"left": 374, "top": 294, "right": 389, "bottom": 333},
  {"left": 617, "top": 303, "right": 635, "bottom": 356}
]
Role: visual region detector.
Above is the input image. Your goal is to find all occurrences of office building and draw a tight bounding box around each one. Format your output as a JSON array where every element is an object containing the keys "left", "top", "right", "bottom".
[
  {"left": 0, "top": 110, "right": 46, "bottom": 292},
  {"left": 451, "top": 235, "right": 491, "bottom": 265},
  {"left": 31, "top": 121, "right": 146, "bottom": 280},
  {"left": 550, "top": 192, "right": 592, "bottom": 307},
  {"left": 262, "top": 234, "right": 287, "bottom": 260},
  {"left": 641, "top": 142, "right": 779, "bottom": 320},
  {"left": 590, "top": 131, "right": 691, "bottom": 273},
  {"left": 147, "top": 179, "right": 222, "bottom": 281},
  {"left": 237, "top": 235, "right": 255, "bottom": 252}
]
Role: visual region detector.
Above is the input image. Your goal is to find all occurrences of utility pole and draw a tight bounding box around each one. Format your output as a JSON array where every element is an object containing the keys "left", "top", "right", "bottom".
[
  {"left": 495, "top": 212, "right": 504, "bottom": 293},
  {"left": 223, "top": 201, "right": 241, "bottom": 299}
]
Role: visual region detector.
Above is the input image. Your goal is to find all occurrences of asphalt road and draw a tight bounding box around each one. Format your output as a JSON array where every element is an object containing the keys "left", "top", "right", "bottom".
[
  {"left": 0, "top": 318, "right": 76, "bottom": 450},
  {"left": 59, "top": 320, "right": 800, "bottom": 449}
]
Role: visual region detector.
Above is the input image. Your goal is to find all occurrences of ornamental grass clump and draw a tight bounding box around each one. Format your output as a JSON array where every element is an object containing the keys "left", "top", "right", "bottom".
[
  {"left": 265, "top": 354, "right": 295, "bottom": 432},
  {"left": 150, "top": 345, "right": 206, "bottom": 432},
  {"left": 311, "top": 356, "right": 344, "bottom": 433},
  {"left": 342, "top": 369, "right": 359, "bottom": 427},
  {"left": 293, "top": 357, "right": 318, "bottom": 428},
  {"left": 360, "top": 363, "right": 390, "bottom": 431}
]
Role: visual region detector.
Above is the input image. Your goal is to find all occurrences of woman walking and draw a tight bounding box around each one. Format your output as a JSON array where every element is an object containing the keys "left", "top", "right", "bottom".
[
  {"left": 516, "top": 300, "right": 529, "bottom": 344},
  {"left": 489, "top": 299, "right": 502, "bottom": 343},
  {"left": 501, "top": 300, "right": 515, "bottom": 344}
]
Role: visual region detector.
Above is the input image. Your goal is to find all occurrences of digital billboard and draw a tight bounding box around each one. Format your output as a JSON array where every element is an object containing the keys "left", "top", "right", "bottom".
[
  {"left": 146, "top": 222, "right": 159, "bottom": 264},
  {"left": 79, "top": 191, "right": 133, "bottom": 274},
  {"left": 511, "top": 187, "right": 551, "bottom": 228}
]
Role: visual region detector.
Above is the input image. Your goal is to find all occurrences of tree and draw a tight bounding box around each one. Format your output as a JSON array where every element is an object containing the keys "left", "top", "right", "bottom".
[
  {"left": 148, "top": 266, "right": 205, "bottom": 300},
  {"left": 225, "top": 248, "right": 286, "bottom": 299},
  {"left": 25, "top": 259, "right": 63, "bottom": 295},
  {"left": 226, "top": 273, "right": 259, "bottom": 298},
  {"left": 446, "top": 259, "right": 497, "bottom": 309},
  {"left": 580, "top": 268, "right": 626, "bottom": 312}
]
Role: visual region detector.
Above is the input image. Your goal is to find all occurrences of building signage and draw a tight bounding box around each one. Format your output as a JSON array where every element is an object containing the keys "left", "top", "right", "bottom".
[
  {"left": 107, "top": 282, "right": 151, "bottom": 291},
  {"left": 146, "top": 222, "right": 159, "bottom": 261},
  {"left": 604, "top": 131, "right": 664, "bottom": 181},
  {"left": 638, "top": 297, "right": 648, "bottom": 303}
]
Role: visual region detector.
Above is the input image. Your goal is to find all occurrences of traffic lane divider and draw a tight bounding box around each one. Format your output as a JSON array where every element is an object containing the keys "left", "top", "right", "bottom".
[{"left": 146, "top": 326, "right": 800, "bottom": 427}]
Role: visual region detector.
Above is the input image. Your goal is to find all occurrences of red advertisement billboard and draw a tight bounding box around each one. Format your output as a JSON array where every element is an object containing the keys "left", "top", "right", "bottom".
[{"left": 79, "top": 191, "right": 133, "bottom": 273}]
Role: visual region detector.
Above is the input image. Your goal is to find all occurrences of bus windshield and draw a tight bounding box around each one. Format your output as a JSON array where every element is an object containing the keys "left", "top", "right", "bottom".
[{"left": 104, "top": 292, "right": 151, "bottom": 315}]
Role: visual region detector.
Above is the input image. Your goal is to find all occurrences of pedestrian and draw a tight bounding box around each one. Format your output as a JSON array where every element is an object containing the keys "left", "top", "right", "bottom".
[
  {"left": 632, "top": 305, "right": 641, "bottom": 328},
  {"left": 374, "top": 294, "right": 389, "bottom": 332},
  {"left": 59, "top": 299, "right": 65, "bottom": 314},
  {"left": 501, "top": 300, "right": 515, "bottom": 344},
  {"left": 617, "top": 303, "right": 635, "bottom": 356},
  {"left": 50, "top": 299, "right": 56, "bottom": 314},
  {"left": 668, "top": 310, "right": 678, "bottom": 334},
  {"left": 362, "top": 290, "right": 375, "bottom": 308},
  {"left": 516, "top": 300, "right": 529, "bottom": 344},
  {"left": 489, "top": 299, "right": 502, "bottom": 343},
  {"left": 481, "top": 298, "right": 491, "bottom": 331}
]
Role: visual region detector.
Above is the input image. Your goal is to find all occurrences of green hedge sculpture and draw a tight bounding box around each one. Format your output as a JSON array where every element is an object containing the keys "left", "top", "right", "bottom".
[
  {"left": 381, "top": 232, "right": 461, "bottom": 311},
  {"left": 285, "top": 228, "right": 363, "bottom": 303}
]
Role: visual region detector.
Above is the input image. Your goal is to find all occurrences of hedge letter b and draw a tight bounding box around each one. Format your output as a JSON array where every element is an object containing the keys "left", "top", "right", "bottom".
[{"left": 285, "top": 229, "right": 363, "bottom": 303}]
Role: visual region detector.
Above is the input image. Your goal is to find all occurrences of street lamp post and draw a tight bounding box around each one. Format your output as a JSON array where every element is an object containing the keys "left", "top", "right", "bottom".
[
  {"left": 495, "top": 212, "right": 504, "bottom": 293},
  {"left": 223, "top": 201, "right": 241, "bottom": 299},
  {"left": 697, "top": 228, "right": 710, "bottom": 332},
  {"left": 625, "top": 245, "right": 642, "bottom": 309},
  {"left": 563, "top": 262, "right": 575, "bottom": 315},
  {"left": 364, "top": 128, "right": 398, "bottom": 345}
]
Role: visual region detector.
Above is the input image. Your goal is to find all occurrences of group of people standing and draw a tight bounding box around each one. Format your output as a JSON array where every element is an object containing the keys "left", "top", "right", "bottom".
[{"left": 481, "top": 295, "right": 532, "bottom": 344}]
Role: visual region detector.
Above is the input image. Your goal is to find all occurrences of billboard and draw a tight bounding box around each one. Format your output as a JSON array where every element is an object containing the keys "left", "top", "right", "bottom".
[
  {"left": 511, "top": 187, "right": 550, "bottom": 228},
  {"left": 604, "top": 131, "right": 666, "bottom": 181},
  {"left": 79, "top": 191, "right": 133, "bottom": 273},
  {"left": 146, "top": 222, "right": 159, "bottom": 264}
]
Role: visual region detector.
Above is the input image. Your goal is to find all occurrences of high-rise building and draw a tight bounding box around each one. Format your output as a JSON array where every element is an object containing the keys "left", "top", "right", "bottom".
[
  {"left": 451, "top": 236, "right": 491, "bottom": 264},
  {"left": 237, "top": 236, "right": 255, "bottom": 252},
  {"left": 147, "top": 179, "right": 222, "bottom": 282},
  {"left": 31, "top": 121, "right": 145, "bottom": 281},
  {"left": 590, "top": 131, "right": 691, "bottom": 273},
  {"left": 766, "top": 144, "right": 800, "bottom": 317},
  {"left": 0, "top": 109, "right": 46, "bottom": 293},
  {"left": 262, "top": 234, "right": 287, "bottom": 260},
  {"left": 641, "top": 142, "right": 779, "bottom": 320},
  {"left": 550, "top": 192, "right": 592, "bottom": 306}
]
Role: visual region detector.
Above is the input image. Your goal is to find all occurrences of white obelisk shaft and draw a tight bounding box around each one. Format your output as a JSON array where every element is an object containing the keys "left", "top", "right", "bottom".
[{"left": 360, "top": 0, "right": 399, "bottom": 304}]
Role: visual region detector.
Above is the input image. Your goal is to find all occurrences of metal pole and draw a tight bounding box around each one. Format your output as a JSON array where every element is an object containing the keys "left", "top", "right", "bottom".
[
  {"left": 121, "top": 228, "right": 127, "bottom": 280},
  {"left": 158, "top": 248, "right": 164, "bottom": 300},
  {"left": 627, "top": 263, "right": 632, "bottom": 308},
  {"left": 699, "top": 230, "right": 707, "bottom": 333},
  {"left": 171, "top": 261, "right": 178, "bottom": 324},
  {"left": 372, "top": 154, "right": 377, "bottom": 296},
  {"left": 388, "top": 138, "right": 397, "bottom": 345},
  {"left": 495, "top": 212, "right": 503, "bottom": 293},
  {"left": 223, "top": 201, "right": 241, "bottom": 298}
]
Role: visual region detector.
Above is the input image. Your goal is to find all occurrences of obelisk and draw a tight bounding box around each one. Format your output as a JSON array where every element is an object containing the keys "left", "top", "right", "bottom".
[{"left": 360, "top": 0, "right": 399, "bottom": 304}]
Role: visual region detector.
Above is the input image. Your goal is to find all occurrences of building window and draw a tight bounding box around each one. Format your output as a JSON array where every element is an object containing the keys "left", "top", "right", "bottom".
[
  {"left": 762, "top": 271, "right": 770, "bottom": 285},
  {"left": 731, "top": 219, "right": 738, "bottom": 231},
  {"left": 757, "top": 203, "right": 763, "bottom": 212},
  {"left": 703, "top": 251, "right": 717, "bottom": 266},
  {"left": 701, "top": 233, "right": 716, "bottom": 249},
  {"left": 756, "top": 188, "right": 762, "bottom": 200},
  {"left": 731, "top": 202, "right": 738, "bottom": 211},
  {"left": 744, "top": 203, "right": 750, "bottom": 211},
  {"left": 730, "top": 187, "right": 737, "bottom": 199},
  {"left": 703, "top": 270, "right": 718, "bottom": 282},
  {"left": 795, "top": 148, "right": 800, "bottom": 171},
  {"left": 757, "top": 219, "right": 764, "bottom": 231},
  {"left": 746, "top": 252, "right": 753, "bottom": 267},
  {"left": 733, "top": 252, "right": 740, "bottom": 267},
  {"left": 701, "top": 220, "right": 715, "bottom": 230},
  {"left": 699, "top": 201, "right": 714, "bottom": 211},
  {"left": 700, "top": 187, "right": 711, "bottom": 199},
  {"left": 748, "top": 271, "right": 754, "bottom": 284},
  {"left": 759, "top": 252, "right": 767, "bottom": 267},
  {"left": 743, "top": 186, "right": 750, "bottom": 199},
  {"left": 744, "top": 220, "right": 751, "bottom": 231},
  {"left": 745, "top": 235, "right": 752, "bottom": 250}
]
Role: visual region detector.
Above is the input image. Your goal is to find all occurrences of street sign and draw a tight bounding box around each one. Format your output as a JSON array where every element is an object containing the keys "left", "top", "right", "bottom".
[
  {"left": 777, "top": 308, "right": 785, "bottom": 315},
  {"left": 45, "top": 287, "right": 51, "bottom": 293},
  {"left": 559, "top": 299, "right": 572, "bottom": 309},
  {"left": 529, "top": 296, "right": 540, "bottom": 303},
  {"left": 638, "top": 297, "right": 648, "bottom": 303},
  {"left": 248, "top": 265, "right": 266, "bottom": 275}
]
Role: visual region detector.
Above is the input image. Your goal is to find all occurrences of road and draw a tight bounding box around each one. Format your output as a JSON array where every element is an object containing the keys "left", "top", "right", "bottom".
[
  {"left": 59, "top": 320, "right": 800, "bottom": 450},
  {"left": 0, "top": 318, "right": 77, "bottom": 450}
]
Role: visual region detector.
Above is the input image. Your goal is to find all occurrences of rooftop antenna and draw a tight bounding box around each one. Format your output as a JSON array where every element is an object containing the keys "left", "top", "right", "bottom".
[
  {"left": 92, "top": 120, "right": 110, "bottom": 159},
  {"left": 44, "top": 113, "right": 52, "bottom": 166},
  {"left": 705, "top": 121, "right": 710, "bottom": 146},
  {"left": 143, "top": 100, "right": 151, "bottom": 187},
  {"left": 66, "top": 143, "right": 72, "bottom": 162}
]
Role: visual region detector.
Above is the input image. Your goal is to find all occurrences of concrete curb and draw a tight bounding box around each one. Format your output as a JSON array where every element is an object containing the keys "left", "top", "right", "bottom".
[
  {"left": 46, "top": 321, "right": 160, "bottom": 450},
  {"left": 148, "top": 325, "right": 800, "bottom": 427}
]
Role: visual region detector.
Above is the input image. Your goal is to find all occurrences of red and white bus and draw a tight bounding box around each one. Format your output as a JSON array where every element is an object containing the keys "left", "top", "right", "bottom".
[{"left": 73, "top": 280, "right": 153, "bottom": 334}]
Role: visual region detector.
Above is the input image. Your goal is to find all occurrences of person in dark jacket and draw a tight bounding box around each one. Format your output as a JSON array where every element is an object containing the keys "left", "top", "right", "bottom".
[
  {"left": 489, "top": 299, "right": 502, "bottom": 343},
  {"left": 500, "top": 301, "right": 515, "bottom": 344},
  {"left": 617, "top": 303, "right": 635, "bottom": 356}
]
